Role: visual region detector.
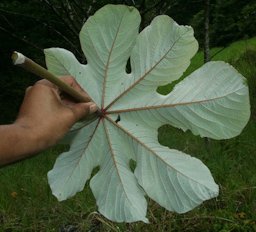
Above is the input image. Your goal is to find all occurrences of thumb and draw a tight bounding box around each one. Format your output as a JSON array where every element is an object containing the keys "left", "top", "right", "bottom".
[{"left": 71, "top": 102, "right": 98, "bottom": 121}]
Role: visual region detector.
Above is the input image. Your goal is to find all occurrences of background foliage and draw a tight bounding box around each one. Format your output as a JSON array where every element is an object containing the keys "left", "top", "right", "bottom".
[{"left": 0, "top": 0, "right": 255, "bottom": 123}]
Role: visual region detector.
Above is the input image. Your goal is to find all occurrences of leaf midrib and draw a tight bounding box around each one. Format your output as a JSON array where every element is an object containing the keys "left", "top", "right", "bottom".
[
  {"left": 105, "top": 29, "right": 189, "bottom": 111},
  {"left": 107, "top": 86, "right": 246, "bottom": 114},
  {"left": 102, "top": 119, "right": 141, "bottom": 210},
  {"left": 102, "top": 13, "right": 125, "bottom": 108},
  {"left": 105, "top": 116, "right": 216, "bottom": 192},
  {"left": 59, "top": 120, "right": 100, "bottom": 188}
]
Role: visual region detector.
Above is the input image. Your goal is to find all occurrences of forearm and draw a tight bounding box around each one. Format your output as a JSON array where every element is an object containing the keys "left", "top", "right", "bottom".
[
  {"left": 0, "top": 123, "right": 45, "bottom": 165},
  {"left": 0, "top": 77, "right": 96, "bottom": 166}
]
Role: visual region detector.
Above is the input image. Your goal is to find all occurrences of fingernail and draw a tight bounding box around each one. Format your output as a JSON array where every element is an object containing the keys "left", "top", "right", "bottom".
[{"left": 89, "top": 103, "right": 98, "bottom": 114}]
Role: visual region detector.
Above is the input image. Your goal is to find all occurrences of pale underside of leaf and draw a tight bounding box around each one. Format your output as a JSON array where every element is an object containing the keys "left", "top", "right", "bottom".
[
  {"left": 108, "top": 61, "right": 250, "bottom": 139},
  {"left": 104, "top": 116, "right": 219, "bottom": 213},
  {"left": 44, "top": 48, "right": 101, "bottom": 106},
  {"left": 46, "top": 4, "right": 250, "bottom": 223},
  {"left": 90, "top": 120, "right": 148, "bottom": 223},
  {"left": 47, "top": 120, "right": 101, "bottom": 200},
  {"left": 105, "top": 15, "right": 198, "bottom": 110},
  {"left": 79, "top": 4, "right": 141, "bottom": 108}
]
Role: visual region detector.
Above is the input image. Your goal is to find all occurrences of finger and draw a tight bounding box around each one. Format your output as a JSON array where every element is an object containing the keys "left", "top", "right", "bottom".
[
  {"left": 35, "top": 80, "right": 62, "bottom": 96},
  {"left": 37, "top": 76, "right": 86, "bottom": 93},
  {"left": 35, "top": 76, "right": 79, "bottom": 90},
  {"left": 35, "top": 75, "right": 91, "bottom": 102},
  {"left": 35, "top": 76, "right": 75, "bottom": 90},
  {"left": 58, "top": 77, "right": 91, "bottom": 102},
  {"left": 71, "top": 102, "right": 98, "bottom": 121},
  {"left": 36, "top": 79, "right": 57, "bottom": 88},
  {"left": 59, "top": 76, "right": 85, "bottom": 93}
]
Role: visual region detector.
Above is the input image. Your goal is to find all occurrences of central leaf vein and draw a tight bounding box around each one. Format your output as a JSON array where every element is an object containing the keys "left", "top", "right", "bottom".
[
  {"left": 102, "top": 119, "right": 133, "bottom": 204},
  {"left": 63, "top": 120, "right": 100, "bottom": 185},
  {"left": 105, "top": 116, "right": 215, "bottom": 191},
  {"left": 107, "top": 87, "right": 245, "bottom": 114},
  {"left": 105, "top": 30, "right": 188, "bottom": 110},
  {"left": 102, "top": 14, "right": 125, "bottom": 108}
]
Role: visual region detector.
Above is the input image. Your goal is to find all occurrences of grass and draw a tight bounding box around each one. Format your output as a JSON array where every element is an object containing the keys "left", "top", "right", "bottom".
[{"left": 1, "top": 37, "right": 256, "bottom": 231}]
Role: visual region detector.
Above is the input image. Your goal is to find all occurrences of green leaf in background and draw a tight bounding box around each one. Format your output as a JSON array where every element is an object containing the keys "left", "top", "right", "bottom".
[{"left": 45, "top": 4, "right": 250, "bottom": 223}]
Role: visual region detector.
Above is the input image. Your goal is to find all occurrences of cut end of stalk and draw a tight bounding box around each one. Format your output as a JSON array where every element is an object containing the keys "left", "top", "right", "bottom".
[{"left": 12, "top": 51, "right": 26, "bottom": 65}]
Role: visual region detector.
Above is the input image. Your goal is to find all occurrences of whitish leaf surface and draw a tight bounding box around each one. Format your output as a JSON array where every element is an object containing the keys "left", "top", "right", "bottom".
[{"left": 46, "top": 4, "right": 250, "bottom": 223}]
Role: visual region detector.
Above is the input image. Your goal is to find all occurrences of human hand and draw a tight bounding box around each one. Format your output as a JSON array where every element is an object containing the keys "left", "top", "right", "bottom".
[{"left": 15, "top": 76, "right": 98, "bottom": 151}]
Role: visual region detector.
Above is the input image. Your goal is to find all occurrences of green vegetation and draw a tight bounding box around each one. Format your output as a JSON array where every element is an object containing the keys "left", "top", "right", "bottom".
[
  {"left": 1, "top": 38, "right": 256, "bottom": 231},
  {"left": 1, "top": 0, "right": 255, "bottom": 124}
]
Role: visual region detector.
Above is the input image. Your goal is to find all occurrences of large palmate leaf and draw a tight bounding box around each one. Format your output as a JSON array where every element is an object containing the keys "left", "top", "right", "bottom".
[{"left": 45, "top": 5, "right": 250, "bottom": 223}]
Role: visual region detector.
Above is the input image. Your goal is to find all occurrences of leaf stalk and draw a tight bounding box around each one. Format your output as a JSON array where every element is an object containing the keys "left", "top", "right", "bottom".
[{"left": 12, "top": 51, "right": 91, "bottom": 103}]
